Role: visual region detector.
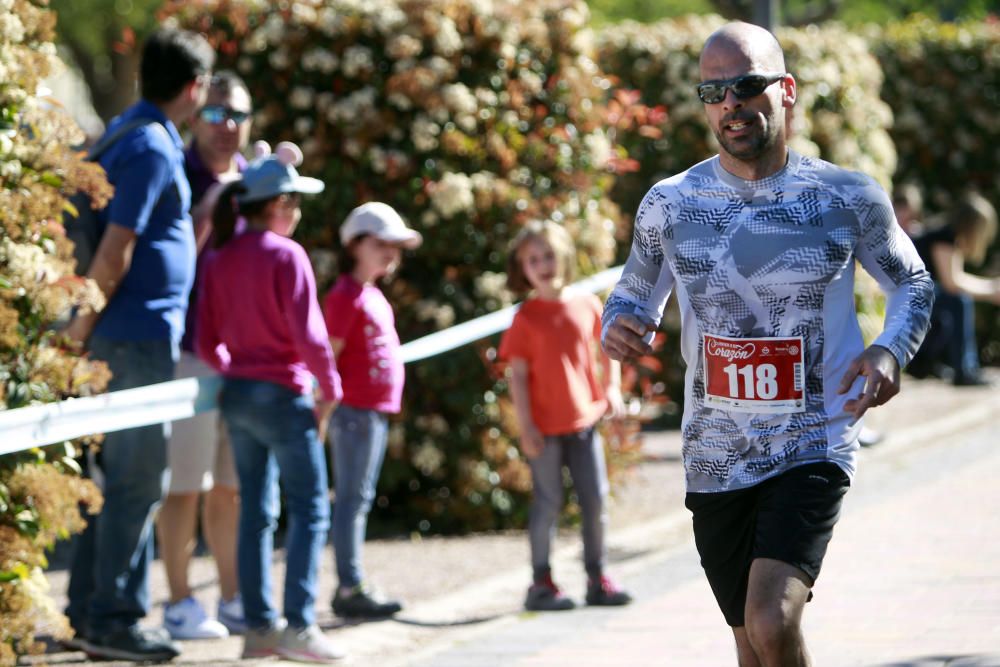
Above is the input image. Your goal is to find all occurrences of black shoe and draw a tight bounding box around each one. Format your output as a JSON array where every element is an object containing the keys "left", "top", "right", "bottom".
[
  {"left": 524, "top": 574, "right": 576, "bottom": 611},
  {"left": 953, "top": 373, "right": 993, "bottom": 387},
  {"left": 332, "top": 584, "right": 403, "bottom": 618},
  {"left": 85, "top": 625, "right": 180, "bottom": 662},
  {"left": 585, "top": 575, "right": 633, "bottom": 606}
]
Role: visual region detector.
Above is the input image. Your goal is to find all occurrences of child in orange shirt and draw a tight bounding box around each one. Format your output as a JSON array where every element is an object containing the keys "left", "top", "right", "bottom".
[{"left": 498, "top": 220, "right": 632, "bottom": 611}]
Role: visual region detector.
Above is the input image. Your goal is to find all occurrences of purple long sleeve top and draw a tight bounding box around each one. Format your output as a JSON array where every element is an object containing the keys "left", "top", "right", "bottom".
[{"left": 196, "top": 228, "right": 342, "bottom": 402}]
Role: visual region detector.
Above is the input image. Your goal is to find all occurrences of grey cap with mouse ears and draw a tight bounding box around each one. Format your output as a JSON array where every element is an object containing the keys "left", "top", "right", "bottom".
[{"left": 237, "top": 140, "right": 325, "bottom": 204}]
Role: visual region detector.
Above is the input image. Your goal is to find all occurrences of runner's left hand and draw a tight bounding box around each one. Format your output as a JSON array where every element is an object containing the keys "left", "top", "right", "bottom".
[{"left": 838, "top": 345, "right": 900, "bottom": 420}]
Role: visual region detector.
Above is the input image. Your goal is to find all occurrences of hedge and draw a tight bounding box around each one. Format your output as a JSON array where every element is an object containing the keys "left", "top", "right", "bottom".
[
  {"left": 0, "top": 0, "right": 109, "bottom": 662},
  {"left": 161, "top": 0, "right": 656, "bottom": 533}
]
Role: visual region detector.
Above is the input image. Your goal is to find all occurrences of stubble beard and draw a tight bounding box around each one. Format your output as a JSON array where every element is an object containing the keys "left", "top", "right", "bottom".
[{"left": 715, "top": 117, "right": 781, "bottom": 164}]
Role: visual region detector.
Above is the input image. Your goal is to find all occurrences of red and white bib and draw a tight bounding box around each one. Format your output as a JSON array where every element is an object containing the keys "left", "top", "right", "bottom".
[{"left": 702, "top": 333, "right": 805, "bottom": 413}]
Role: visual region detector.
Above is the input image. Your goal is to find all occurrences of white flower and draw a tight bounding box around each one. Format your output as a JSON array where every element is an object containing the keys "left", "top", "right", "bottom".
[
  {"left": 374, "top": 5, "right": 408, "bottom": 34},
  {"left": 442, "top": 83, "right": 478, "bottom": 115},
  {"left": 387, "top": 34, "right": 423, "bottom": 60},
  {"left": 425, "top": 56, "right": 456, "bottom": 79},
  {"left": 269, "top": 48, "right": 291, "bottom": 71},
  {"left": 0, "top": 12, "right": 26, "bottom": 43},
  {"left": 412, "top": 440, "right": 445, "bottom": 475},
  {"left": 583, "top": 131, "right": 612, "bottom": 169},
  {"left": 1, "top": 158, "right": 23, "bottom": 180},
  {"left": 289, "top": 87, "right": 315, "bottom": 110},
  {"left": 433, "top": 17, "right": 463, "bottom": 56},
  {"left": 342, "top": 45, "right": 375, "bottom": 78},
  {"left": 387, "top": 92, "right": 413, "bottom": 111},
  {"left": 294, "top": 117, "right": 314, "bottom": 137},
  {"left": 518, "top": 69, "right": 543, "bottom": 95},
  {"left": 475, "top": 87, "right": 499, "bottom": 108},
  {"left": 327, "top": 87, "right": 378, "bottom": 125},
  {"left": 368, "top": 146, "right": 387, "bottom": 173},
  {"left": 302, "top": 47, "right": 339, "bottom": 74},
  {"left": 411, "top": 114, "right": 440, "bottom": 152},
  {"left": 263, "top": 13, "right": 286, "bottom": 45},
  {"left": 429, "top": 172, "right": 475, "bottom": 219}
]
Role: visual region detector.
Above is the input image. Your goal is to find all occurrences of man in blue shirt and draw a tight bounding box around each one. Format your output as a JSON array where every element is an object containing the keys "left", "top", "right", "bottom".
[{"left": 65, "top": 28, "right": 215, "bottom": 662}]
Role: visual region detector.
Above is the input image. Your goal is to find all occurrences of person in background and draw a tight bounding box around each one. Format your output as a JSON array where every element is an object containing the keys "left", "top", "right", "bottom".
[
  {"left": 196, "top": 141, "right": 346, "bottom": 663},
  {"left": 63, "top": 28, "right": 214, "bottom": 663},
  {"left": 157, "top": 70, "right": 252, "bottom": 641},
  {"left": 908, "top": 191, "right": 1000, "bottom": 386},
  {"left": 893, "top": 183, "right": 925, "bottom": 237},
  {"left": 323, "top": 202, "right": 420, "bottom": 618},
  {"left": 498, "top": 220, "right": 632, "bottom": 612}
]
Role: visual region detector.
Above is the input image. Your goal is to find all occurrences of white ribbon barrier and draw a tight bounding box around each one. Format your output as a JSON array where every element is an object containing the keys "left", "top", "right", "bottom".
[{"left": 0, "top": 265, "right": 623, "bottom": 455}]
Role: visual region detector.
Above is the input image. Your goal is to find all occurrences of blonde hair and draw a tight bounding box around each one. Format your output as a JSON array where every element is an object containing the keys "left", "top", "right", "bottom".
[
  {"left": 505, "top": 219, "right": 576, "bottom": 294},
  {"left": 948, "top": 191, "right": 997, "bottom": 265}
]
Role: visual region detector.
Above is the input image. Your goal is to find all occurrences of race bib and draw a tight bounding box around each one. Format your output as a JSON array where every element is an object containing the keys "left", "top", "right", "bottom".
[{"left": 702, "top": 333, "right": 805, "bottom": 413}]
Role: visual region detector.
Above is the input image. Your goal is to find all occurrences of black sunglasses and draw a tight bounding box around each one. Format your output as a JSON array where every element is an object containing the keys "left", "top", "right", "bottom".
[
  {"left": 696, "top": 73, "right": 786, "bottom": 104},
  {"left": 198, "top": 104, "right": 252, "bottom": 125}
]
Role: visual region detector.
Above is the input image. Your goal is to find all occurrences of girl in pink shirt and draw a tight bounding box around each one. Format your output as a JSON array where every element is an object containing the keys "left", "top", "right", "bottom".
[
  {"left": 323, "top": 202, "right": 421, "bottom": 618},
  {"left": 196, "top": 142, "right": 345, "bottom": 663},
  {"left": 498, "top": 220, "right": 632, "bottom": 612}
]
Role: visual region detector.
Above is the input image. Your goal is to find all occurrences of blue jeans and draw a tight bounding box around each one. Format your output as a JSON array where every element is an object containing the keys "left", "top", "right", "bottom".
[
  {"left": 66, "top": 336, "right": 177, "bottom": 638},
  {"left": 220, "top": 379, "right": 330, "bottom": 629},
  {"left": 329, "top": 405, "right": 388, "bottom": 588},
  {"left": 527, "top": 427, "right": 609, "bottom": 580}
]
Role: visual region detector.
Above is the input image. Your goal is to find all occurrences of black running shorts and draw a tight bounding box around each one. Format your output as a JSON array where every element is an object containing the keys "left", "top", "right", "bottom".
[{"left": 685, "top": 461, "right": 850, "bottom": 627}]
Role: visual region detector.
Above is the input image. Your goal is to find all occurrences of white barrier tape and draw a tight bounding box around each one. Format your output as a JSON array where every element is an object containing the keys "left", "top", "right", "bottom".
[{"left": 0, "top": 265, "right": 623, "bottom": 453}]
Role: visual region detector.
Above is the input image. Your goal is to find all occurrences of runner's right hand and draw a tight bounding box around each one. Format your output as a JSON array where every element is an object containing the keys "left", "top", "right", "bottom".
[{"left": 602, "top": 313, "right": 654, "bottom": 362}]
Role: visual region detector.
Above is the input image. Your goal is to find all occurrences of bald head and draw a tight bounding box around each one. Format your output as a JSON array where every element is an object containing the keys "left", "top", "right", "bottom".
[{"left": 700, "top": 22, "right": 785, "bottom": 76}]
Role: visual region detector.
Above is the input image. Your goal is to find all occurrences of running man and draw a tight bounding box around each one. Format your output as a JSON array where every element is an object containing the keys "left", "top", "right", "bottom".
[{"left": 601, "top": 22, "right": 933, "bottom": 667}]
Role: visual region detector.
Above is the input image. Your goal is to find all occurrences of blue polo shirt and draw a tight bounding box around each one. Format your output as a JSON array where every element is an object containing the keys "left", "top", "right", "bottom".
[{"left": 94, "top": 99, "right": 195, "bottom": 344}]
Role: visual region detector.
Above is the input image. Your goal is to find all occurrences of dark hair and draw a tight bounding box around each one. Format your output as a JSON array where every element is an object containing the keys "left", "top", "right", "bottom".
[
  {"left": 140, "top": 29, "right": 215, "bottom": 103},
  {"left": 209, "top": 69, "right": 250, "bottom": 100},
  {"left": 338, "top": 234, "right": 369, "bottom": 276},
  {"left": 212, "top": 181, "right": 270, "bottom": 249}
]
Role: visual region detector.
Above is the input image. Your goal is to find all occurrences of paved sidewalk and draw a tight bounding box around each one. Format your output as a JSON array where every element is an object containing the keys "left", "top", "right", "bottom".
[{"left": 31, "top": 372, "right": 1000, "bottom": 666}]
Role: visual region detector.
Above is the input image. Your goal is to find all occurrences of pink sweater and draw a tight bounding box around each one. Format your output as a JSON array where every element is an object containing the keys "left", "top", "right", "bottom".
[{"left": 196, "top": 229, "right": 342, "bottom": 402}]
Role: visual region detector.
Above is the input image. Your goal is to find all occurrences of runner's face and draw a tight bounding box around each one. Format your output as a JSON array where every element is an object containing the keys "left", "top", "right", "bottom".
[
  {"left": 700, "top": 44, "right": 789, "bottom": 168},
  {"left": 519, "top": 238, "right": 562, "bottom": 293}
]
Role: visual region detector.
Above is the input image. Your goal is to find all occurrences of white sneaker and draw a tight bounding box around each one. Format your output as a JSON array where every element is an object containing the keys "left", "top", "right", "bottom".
[
  {"left": 163, "top": 596, "right": 229, "bottom": 640},
  {"left": 218, "top": 594, "right": 247, "bottom": 635},
  {"left": 277, "top": 625, "right": 347, "bottom": 663}
]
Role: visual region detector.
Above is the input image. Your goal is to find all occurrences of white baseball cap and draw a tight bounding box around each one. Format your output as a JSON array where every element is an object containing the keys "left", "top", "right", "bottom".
[{"left": 340, "top": 202, "right": 423, "bottom": 249}]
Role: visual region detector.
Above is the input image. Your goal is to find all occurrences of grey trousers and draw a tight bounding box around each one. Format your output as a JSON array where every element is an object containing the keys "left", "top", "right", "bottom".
[{"left": 528, "top": 426, "right": 610, "bottom": 579}]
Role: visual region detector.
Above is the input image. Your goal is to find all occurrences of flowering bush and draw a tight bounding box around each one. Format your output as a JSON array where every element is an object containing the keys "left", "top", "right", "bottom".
[
  {"left": 163, "top": 0, "right": 652, "bottom": 532},
  {"left": 0, "top": 0, "right": 109, "bottom": 660}
]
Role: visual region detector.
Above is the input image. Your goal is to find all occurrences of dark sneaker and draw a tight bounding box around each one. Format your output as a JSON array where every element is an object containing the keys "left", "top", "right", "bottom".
[
  {"left": 85, "top": 625, "right": 181, "bottom": 662},
  {"left": 332, "top": 583, "right": 403, "bottom": 618},
  {"left": 524, "top": 575, "right": 575, "bottom": 611},
  {"left": 586, "top": 575, "right": 633, "bottom": 606},
  {"left": 954, "top": 373, "right": 993, "bottom": 387}
]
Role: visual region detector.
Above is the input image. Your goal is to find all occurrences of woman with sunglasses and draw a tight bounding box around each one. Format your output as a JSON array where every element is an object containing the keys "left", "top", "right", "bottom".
[
  {"left": 602, "top": 21, "right": 933, "bottom": 667},
  {"left": 196, "top": 141, "right": 346, "bottom": 663}
]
